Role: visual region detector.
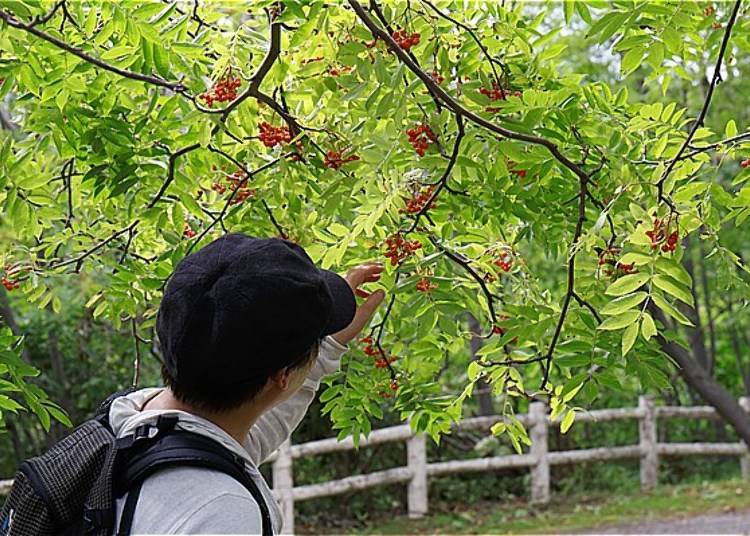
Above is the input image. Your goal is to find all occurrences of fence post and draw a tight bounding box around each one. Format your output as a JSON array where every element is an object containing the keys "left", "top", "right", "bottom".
[
  {"left": 407, "top": 432, "right": 428, "bottom": 518},
  {"left": 638, "top": 396, "right": 658, "bottom": 491},
  {"left": 273, "top": 439, "right": 295, "bottom": 534},
  {"left": 740, "top": 397, "right": 750, "bottom": 481},
  {"left": 529, "top": 401, "right": 550, "bottom": 504}
]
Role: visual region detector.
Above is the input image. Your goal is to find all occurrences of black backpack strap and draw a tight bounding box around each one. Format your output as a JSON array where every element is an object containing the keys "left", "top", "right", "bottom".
[
  {"left": 116, "top": 480, "right": 142, "bottom": 536},
  {"left": 116, "top": 430, "right": 272, "bottom": 535}
]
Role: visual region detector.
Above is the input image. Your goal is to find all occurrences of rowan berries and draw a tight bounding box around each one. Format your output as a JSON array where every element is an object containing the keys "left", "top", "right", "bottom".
[
  {"left": 430, "top": 71, "right": 445, "bottom": 84},
  {"left": 183, "top": 222, "right": 196, "bottom": 239},
  {"left": 494, "top": 251, "right": 513, "bottom": 273},
  {"left": 401, "top": 185, "right": 436, "bottom": 214},
  {"left": 390, "top": 379, "right": 399, "bottom": 391},
  {"left": 375, "top": 356, "right": 398, "bottom": 369},
  {"left": 327, "top": 65, "right": 352, "bottom": 77},
  {"left": 711, "top": 22, "right": 722, "bottom": 30},
  {"left": 200, "top": 74, "right": 241, "bottom": 107},
  {"left": 324, "top": 150, "right": 360, "bottom": 170},
  {"left": 258, "top": 121, "right": 292, "bottom": 148},
  {"left": 704, "top": 5, "right": 716, "bottom": 16},
  {"left": 406, "top": 123, "right": 437, "bottom": 157},
  {"left": 384, "top": 233, "right": 422, "bottom": 266},
  {"left": 1, "top": 277, "right": 19, "bottom": 291},
  {"left": 479, "top": 82, "right": 506, "bottom": 101},
  {"left": 741, "top": 158, "right": 750, "bottom": 169},
  {"left": 392, "top": 29, "right": 420, "bottom": 50},
  {"left": 415, "top": 277, "right": 438, "bottom": 293},
  {"left": 645, "top": 218, "right": 678, "bottom": 252},
  {"left": 492, "top": 325, "right": 505, "bottom": 335}
]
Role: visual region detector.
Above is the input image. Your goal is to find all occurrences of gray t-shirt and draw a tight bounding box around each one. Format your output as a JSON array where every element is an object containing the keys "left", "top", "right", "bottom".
[{"left": 109, "top": 336, "right": 347, "bottom": 535}]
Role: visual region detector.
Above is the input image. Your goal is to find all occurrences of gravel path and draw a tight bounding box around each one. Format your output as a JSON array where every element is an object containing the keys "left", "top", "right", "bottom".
[{"left": 578, "top": 508, "right": 750, "bottom": 534}]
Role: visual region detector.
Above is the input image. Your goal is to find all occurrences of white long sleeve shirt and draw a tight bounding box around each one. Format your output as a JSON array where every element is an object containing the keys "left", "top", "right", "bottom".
[{"left": 109, "top": 336, "right": 348, "bottom": 535}]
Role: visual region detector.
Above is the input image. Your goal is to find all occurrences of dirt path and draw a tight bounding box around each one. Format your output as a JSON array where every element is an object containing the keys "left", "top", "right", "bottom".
[{"left": 579, "top": 508, "right": 750, "bottom": 534}]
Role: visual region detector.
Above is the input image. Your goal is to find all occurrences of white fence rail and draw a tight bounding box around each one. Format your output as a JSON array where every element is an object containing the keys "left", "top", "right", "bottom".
[
  {"left": 270, "top": 396, "right": 750, "bottom": 533},
  {"left": 1, "top": 396, "right": 749, "bottom": 534}
]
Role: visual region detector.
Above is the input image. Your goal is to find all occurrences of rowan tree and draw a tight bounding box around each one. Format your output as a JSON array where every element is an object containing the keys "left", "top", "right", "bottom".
[{"left": 1, "top": 0, "right": 750, "bottom": 449}]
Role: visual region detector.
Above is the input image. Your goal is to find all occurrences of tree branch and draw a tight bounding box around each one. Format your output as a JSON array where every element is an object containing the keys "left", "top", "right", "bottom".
[
  {"left": 0, "top": 7, "right": 185, "bottom": 92},
  {"left": 655, "top": 0, "right": 742, "bottom": 202},
  {"left": 348, "top": 0, "right": 590, "bottom": 186}
]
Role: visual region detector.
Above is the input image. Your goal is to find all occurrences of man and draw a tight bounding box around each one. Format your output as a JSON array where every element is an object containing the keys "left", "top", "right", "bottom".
[{"left": 109, "top": 233, "right": 385, "bottom": 534}]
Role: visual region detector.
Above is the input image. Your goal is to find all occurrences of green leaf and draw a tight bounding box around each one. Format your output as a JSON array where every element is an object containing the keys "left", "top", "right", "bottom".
[
  {"left": 601, "top": 292, "right": 648, "bottom": 315},
  {"left": 560, "top": 409, "right": 576, "bottom": 434},
  {"left": 654, "top": 257, "right": 691, "bottom": 286},
  {"left": 725, "top": 119, "right": 738, "bottom": 139},
  {"left": 621, "top": 46, "right": 646, "bottom": 75},
  {"left": 621, "top": 321, "right": 639, "bottom": 356},
  {"left": 641, "top": 312, "right": 657, "bottom": 340},
  {"left": 651, "top": 294, "right": 693, "bottom": 326},
  {"left": 652, "top": 274, "right": 693, "bottom": 306},
  {"left": 598, "top": 310, "right": 640, "bottom": 331},
  {"left": 605, "top": 273, "right": 650, "bottom": 297}
]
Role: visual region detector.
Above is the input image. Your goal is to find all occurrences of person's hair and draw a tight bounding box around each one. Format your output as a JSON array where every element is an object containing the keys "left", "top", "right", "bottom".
[{"left": 161, "top": 339, "right": 321, "bottom": 413}]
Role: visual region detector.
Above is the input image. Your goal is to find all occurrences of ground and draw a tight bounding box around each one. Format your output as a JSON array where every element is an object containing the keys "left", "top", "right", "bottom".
[{"left": 301, "top": 478, "right": 750, "bottom": 534}]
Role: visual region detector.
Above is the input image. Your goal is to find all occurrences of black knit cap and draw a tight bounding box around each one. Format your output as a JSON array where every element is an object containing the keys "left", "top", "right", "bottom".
[{"left": 156, "top": 233, "right": 356, "bottom": 388}]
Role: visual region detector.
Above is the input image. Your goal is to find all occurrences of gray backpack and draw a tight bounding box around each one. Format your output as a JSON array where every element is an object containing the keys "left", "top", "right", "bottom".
[{"left": 0, "top": 391, "right": 272, "bottom": 535}]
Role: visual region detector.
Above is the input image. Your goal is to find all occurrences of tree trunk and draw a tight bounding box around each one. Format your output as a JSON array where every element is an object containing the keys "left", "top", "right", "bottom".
[
  {"left": 651, "top": 305, "right": 750, "bottom": 446},
  {"left": 468, "top": 315, "right": 494, "bottom": 416}
]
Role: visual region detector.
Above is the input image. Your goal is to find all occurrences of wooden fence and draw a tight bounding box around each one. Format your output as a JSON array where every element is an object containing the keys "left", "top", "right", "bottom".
[
  {"left": 1, "top": 396, "right": 749, "bottom": 534},
  {"left": 267, "top": 396, "right": 750, "bottom": 533}
]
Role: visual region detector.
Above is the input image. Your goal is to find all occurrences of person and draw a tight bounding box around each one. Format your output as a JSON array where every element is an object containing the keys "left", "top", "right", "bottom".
[{"left": 109, "top": 233, "right": 385, "bottom": 534}]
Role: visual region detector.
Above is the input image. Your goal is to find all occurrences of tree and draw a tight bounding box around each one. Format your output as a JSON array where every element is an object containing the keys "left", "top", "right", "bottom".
[{"left": 1, "top": 0, "right": 749, "bottom": 451}]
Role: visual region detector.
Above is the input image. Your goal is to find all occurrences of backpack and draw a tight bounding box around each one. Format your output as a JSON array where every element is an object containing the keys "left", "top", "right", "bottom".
[{"left": 0, "top": 391, "right": 272, "bottom": 536}]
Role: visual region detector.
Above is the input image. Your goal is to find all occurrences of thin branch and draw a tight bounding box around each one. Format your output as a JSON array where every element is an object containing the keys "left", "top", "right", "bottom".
[
  {"left": 421, "top": 0, "right": 503, "bottom": 85},
  {"left": 683, "top": 131, "right": 750, "bottom": 160},
  {"left": 261, "top": 200, "right": 288, "bottom": 238},
  {"left": 146, "top": 143, "right": 201, "bottom": 210},
  {"left": 62, "top": 159, "right": 75, "bottom": 229},
  {"left": 428, "top": 235, "right": 497, "bottom": 325},
  {"left": 655, "top": 0, "right": 742, "bottom": 201},
  {"left": 184, "top": 157, "right": 280, "bottom": 256},
  {"left": 405, "top": 114, "right": 465, "bottom": 234},
  {"left": 348, "top": 0, "right": 590, "bottom": 186},
  {"left": 131, "top": 317, "right": 142, "bottom": 388},
  {"left": 47, "top": 221, "right": 139, "bottom": 272},
  {"left": 0, "top": 8, "right": 185, "bottom": 92}
]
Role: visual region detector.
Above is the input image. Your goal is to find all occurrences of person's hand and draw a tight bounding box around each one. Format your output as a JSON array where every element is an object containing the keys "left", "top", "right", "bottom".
[{"left": 332, "top": 263, "right": 386, "bottom": 345}]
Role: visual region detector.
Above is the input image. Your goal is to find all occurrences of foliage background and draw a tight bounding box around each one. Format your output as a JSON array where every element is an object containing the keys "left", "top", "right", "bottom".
[{"left": 2, "top": 0, "right": 750, "bottom": 529}]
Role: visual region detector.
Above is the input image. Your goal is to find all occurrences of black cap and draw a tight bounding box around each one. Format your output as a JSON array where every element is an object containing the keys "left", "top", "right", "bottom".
[{"left": 156, "top": 233, "right": 356, "bottom": 387}]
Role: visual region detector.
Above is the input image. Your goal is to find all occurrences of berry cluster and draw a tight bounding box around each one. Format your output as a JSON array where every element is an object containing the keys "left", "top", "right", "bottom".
[
  {"left": 259, "top": 121, "right": 292, "bottom": 148},
  {"left": 704, "top": 5, "right": 716, "bottom": 16},
  {"left": 2, "top": 276, "right": 19, "bottom": 291},
  {"left": 712, "top": 21, "right": 722, "bottom": 30},
  {"left": 360, "top": 336, "right": 380, "bottom": 356},
  {"left": 430, "top": 71, "right": 445, "bottom": 85},
  {"left": 507, "top": 161, "right": 527, "bottom": 179},
  {"left": 183, "top": 222, "right": 197, "bottom": 239},
  {"left": 200, "top": 75, "right": 241, "bottom": 107},
  {"left": 597, "top": 248, "right": 637, "bottom": 276},
  {"left": 480, "top": 83, "right": 522, "bottom": 113},
  {"left": 384, "top": 234, "right": 422, "bottom": 266},
  {"left": 406, "top": 123, "right": 437, "bottom": 157},
  {"left": 492, "top": 325, "right": 505, "bottom": 335},
  {"left": 328, "top": 65, "right": 353, "bottom": 77},
  {"left": 226, "top": 169, "right": 257, "bottom": 205},
  {"left": 324, "top": 150, "right": 360, "bottom": 170},
  {"left": 415, "top": 276, "right": 438, "bottom": 293},
  {"left": 401, "top": 185, "right": 436, "bottom": 214},
  {"left": 494, "top": 251, "right": 513, "bottom": 272},
  {"left": 741, "top": 158, "right": 750, "bottom": 169},
  {"left": 375, "top": 355, "right": 399, "bottom": 369},
  {"left": 645, "top": 217, "right": 679, "bottom": 252},
  {"left": 391, "top": 29, "right": 420, "bottom": 50}
]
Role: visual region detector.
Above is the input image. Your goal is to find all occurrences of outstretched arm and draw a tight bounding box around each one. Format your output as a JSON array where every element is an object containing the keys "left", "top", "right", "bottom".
[{"left": 244, "top": 264, "right": 385, "bottom": 465}]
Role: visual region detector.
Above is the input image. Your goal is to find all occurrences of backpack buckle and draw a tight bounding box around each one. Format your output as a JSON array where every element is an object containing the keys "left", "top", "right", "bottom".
[{"left": 83, "top": 506, "right": 114, "bottom": 530}]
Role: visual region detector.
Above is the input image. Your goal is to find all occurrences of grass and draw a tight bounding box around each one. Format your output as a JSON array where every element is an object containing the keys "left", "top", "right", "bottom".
[{"left": 302, "top": 478, "right": 750, "bottom": 534}]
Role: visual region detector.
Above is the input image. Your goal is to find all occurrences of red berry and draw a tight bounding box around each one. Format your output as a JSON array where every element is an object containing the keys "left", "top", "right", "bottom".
[{"left": 740, "top": 158, "right": 750, "bottom": 169}]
